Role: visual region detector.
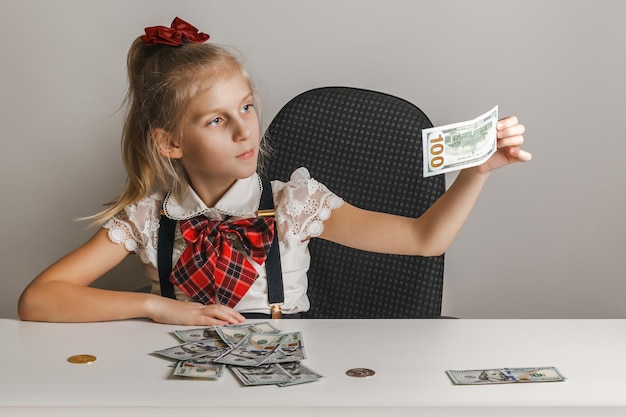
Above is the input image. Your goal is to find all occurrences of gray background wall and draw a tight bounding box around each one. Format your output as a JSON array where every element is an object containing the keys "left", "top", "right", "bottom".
[{"left": 2, "top": 0, "right": 624, "bottom": 319}]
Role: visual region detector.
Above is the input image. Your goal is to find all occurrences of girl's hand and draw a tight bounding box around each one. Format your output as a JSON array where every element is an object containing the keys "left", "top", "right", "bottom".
[
  {"left": 476, "top": 116, "right": 532, "bottom": 173},
  {"left": 147, "top": 296, "right": 246, "bottom": 326}
]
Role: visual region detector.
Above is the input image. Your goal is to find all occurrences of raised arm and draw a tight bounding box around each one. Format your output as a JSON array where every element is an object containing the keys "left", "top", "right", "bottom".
[
  {"left": 319, "top": 116, "right": 531, "bottom": 256},
  {"left": 18, "top": 228, "right": 245, "bottom": 325}
]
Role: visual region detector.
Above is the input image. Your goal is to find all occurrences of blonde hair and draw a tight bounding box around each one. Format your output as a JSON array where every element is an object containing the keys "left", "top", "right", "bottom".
[{"left": 91, "top": 39, "right": 260, "bottom": 224}]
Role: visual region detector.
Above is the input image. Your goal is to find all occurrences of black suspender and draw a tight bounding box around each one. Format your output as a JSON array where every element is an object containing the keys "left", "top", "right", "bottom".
[
  {"left": 157, "top": 178, "right": 285, "bottom": 316},
  {"left": 258, "top": 178, "right": 285, "bottom": 318},
  {"left": 157, "top": 214, "right": 177, "bottom": 300}
]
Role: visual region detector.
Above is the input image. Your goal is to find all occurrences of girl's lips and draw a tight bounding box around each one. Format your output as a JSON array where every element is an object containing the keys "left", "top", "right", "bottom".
[{"left": 236, "top": 149, "right": 255, "bottom": 159}]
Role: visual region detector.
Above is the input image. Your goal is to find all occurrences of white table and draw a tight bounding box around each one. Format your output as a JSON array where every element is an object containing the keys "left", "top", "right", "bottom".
[{"left": 2, "top": 318, "right": 626, "bottom": 416}]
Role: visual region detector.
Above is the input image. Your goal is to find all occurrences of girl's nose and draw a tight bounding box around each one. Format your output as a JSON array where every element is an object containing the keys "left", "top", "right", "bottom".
[{"left": 233, "top": 117, "right": 251, "bottom": 142}]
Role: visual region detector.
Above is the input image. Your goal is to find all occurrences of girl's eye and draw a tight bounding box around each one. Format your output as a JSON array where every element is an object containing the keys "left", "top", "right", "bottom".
[
  {"left": 242, "top": 103, "right": 254, "bottom": 113},
  {"left": 207, "top": 117, "right": 221, "bottom": 127}
]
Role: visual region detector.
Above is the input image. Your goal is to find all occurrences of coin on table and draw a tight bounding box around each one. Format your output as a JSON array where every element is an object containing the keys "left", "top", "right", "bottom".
[
  {"left": 346, "top": 368, "right": 375, "bottom": 378},
  {"left": 67, "top": 354, "right": 97, "bottom": 364}
]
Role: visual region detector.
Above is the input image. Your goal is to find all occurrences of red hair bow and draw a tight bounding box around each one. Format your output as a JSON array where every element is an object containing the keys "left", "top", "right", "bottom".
[{"left": 140, "top": 17, "right": 210, "bottom": 46}]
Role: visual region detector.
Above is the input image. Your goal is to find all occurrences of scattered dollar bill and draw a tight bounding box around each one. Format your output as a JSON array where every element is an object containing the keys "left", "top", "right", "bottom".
[
  {"left": 278, "top": 362, "right": 323, "bottom": 387},
  {"left": 249, "top": 322, "right": 282, "bottom": 334},
  {"left": 422, "top": 105, "right": 498, "bottom": 177},
  {"left": 173, "top": 322, "right": 279, "bottom": 344},
  {"left": 446, "top": 367, "right": 566, "bottom": 385},
  {"left": 174, "top": 358, "right": 226, "bottom": 379},
  {"left": 230, "top": 363, "right": 294, "bottom": 386},
  {"left": 269, "top": 331, "right": 307, "bottom": 364},
  {"left": 153, "top": 338, "right": 230, "bottom": 361},
  {"left": 215, "top": 322, "right": 281, "bottom": 348},
  {"left": 214, "top": 332, "right": 286, "bottom": 367},
  {"left": 231, "top": 362, "right": 323, "bottom": 387},
  {"left": 173, "top": 327, "right": 221, "bottom": 342}
]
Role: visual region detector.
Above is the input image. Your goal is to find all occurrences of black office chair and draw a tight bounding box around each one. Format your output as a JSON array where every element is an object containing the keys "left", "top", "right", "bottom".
[{"left": 263, "top": 87, "right": 446, "bottom": 318}]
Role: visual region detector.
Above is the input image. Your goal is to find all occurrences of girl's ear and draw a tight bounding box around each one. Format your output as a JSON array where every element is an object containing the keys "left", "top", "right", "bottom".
[{"left": 151, "top": 128, "right": 183, "bottom": 159}]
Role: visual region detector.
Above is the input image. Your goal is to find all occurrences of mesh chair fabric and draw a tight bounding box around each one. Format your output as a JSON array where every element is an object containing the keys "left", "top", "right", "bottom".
[{"left": 264, "top": 87, "right": 446, "bottom": 318}]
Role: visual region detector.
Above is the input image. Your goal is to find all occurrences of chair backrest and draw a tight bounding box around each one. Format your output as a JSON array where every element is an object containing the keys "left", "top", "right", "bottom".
[{"left": 264, "top": 87, "right": 446, "bottom": 318}]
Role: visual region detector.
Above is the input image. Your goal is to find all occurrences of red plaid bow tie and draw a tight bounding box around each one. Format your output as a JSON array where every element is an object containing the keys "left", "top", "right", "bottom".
[{"left": 169, "top": 216, "right": 275, "bottom": 307}]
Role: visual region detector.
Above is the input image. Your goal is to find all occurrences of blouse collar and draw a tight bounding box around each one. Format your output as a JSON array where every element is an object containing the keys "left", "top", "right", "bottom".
[{"left": 163, "top": 173, "right": 262, "bottom": 220}]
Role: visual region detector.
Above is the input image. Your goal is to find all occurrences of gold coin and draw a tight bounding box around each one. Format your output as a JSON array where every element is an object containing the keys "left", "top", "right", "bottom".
[
  {"left": 346, "top": 368, "right": 375, "bottom": 378},
  {"left": 67, "top": 354, "right": 97, "bottom": 364}
]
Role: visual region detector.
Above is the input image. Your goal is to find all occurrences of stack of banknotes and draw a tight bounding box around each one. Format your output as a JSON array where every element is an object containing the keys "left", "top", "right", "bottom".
[{"left": 153, "top": 321, "right": 323, "bottom": 386}]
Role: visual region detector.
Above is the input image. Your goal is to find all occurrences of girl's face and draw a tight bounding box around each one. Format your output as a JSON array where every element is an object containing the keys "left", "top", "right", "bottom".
[{"left": 177, "top": 71, "right": 260, "bottom": 195}]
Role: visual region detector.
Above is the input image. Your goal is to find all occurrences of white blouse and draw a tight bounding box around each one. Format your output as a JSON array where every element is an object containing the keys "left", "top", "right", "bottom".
[{"left": 102, "top": 167, "right": 344, "bottom": 314}]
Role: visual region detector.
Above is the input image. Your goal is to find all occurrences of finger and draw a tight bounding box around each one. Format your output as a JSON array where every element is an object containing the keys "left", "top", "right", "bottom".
[
  {"left": 195, "top": 316, "right": 229, "bottom": 326},
  {"left": 180, "top": 309, "right": 230, "bottom": 326},
  {"left": 497, "top": 123, "right": 525, "bottom": 139},
  {"left": 205, "top": 305, "right": 246, "bottom": 324},
  {"left": 496, "top": 134, "right": 524, "bottom": 148},
  {"left": 497, "top": 116, "right": 518, "bottom": 130},
  {"left": 503, "top": 146, "right": 532, "bottom": 162},
  {"left": 507, "top": 147, "right": 533, "bottom": 162}
]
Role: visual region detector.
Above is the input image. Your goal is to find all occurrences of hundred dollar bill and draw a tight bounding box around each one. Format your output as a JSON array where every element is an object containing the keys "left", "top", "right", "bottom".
[
  {"left": 215, "top": 322, "right": 281, "bottom": 348},
  {"left": 174, "top": 358, "right": 226, "bottom": 379},
  {"left": 423, "top": 105, "right": 498, "bottom": 177},
  {"left": 446, "top": 366, "right": 566, "bottom": 385},
  {"left": 153, "top": 338, "right": 230, "bottom": 361},
  {"left": 174, "top": 322, "right": 280, "bottom": 344},
  {"left": 267, "top": 332, "right": 307, "bottom": 364},
  {"left": 231, "top": 363, "right": 294, "bottom": 386},
  {"left": 249, "top": 322, "right": 282, "bottom": 334},
  {"left": 278, "top": 362, "right": 323, "bottom": 387},
  {"left": 214, "top": 333, "right": 286, "bottom": 367},
  {"left": 173, "top": 327, "right": 221, "bottom": 342}
]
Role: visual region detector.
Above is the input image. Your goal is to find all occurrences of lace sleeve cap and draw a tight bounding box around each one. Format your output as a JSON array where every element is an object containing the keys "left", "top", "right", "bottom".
[
  {"left": 102, "top": 193, "right": 162, "bottom": 264},
  {"left": 274, "top": 167, "right": 343, "bottom": 248}
]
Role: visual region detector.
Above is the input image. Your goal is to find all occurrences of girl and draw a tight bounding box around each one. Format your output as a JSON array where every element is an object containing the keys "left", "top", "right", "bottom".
[{"left": 18, "top": 18, "right": 531, "bottom": 326}]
